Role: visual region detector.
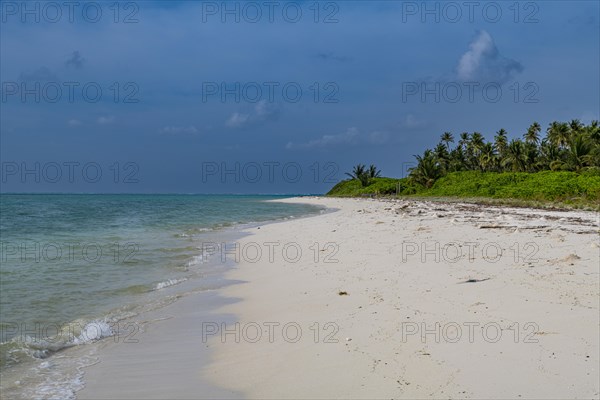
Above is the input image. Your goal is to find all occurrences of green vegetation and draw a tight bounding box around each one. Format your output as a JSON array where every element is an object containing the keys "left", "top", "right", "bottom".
[
  {"left": 327, "top": 120, "right": 600, "bottom": 208},
  {"left": 423, "top": 170, "right": 600, "bottom": 205},
  {"left": 327, "top": 177, "right": 406, "bottom": 196},
  {"left": 344, "top": 164, "right": 381, "bottom": 187}
]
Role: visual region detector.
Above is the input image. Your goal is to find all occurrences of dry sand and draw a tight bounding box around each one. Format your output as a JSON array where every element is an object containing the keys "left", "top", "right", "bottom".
[
  {"left": 79, "top": 197, "right": 600, "bottom": 399},
  {"left": 205, "top": 197, "right": 599, "bottom": 399}
]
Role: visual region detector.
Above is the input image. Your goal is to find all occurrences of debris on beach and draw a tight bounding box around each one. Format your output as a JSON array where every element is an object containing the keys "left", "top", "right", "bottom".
[
  {"left": 561, "top": 253, "right": 581, "bottom": 262},
  {"left": 459, "top": 278, "right": 491, "bottom": 284},
  {"left": 338, "top": 291, "right": 349, "bottom": 296}
]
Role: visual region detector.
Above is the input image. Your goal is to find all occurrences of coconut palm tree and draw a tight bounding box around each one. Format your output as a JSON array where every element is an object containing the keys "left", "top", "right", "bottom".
[
  {"left": 434, "top": 143, "right": 450, "bottom": 173},
  {"left": 440, "top": 132, "right": 454, "bottom": 151},
  {"left": 565, "top": 134, "right": 593, "bottom": 170},
  {"left": 458, "top": 132, "right": 470, "bottom": 150},
  {"left": 524, "top": 122, "right": 541, "bottom": 144},
  {"left": 494, "top": 129, "right": 508, "bottom": 167},
  {"left": 367, "top": 164, "right": 381, "bottom": 179},
  {"left": 547, "top": 122, "right": 571, "bottom": 148},
  {"left": 346, "top": 164, "right": 381, "bottom": 187},
  {"left": 466, "top": 132, "right": 485, "bottom": 169},
  {"left": 410, "top": 150, "right": 442, "bottom": 188},
  {"left": 478, "top": 143, "right": 497, "bottom": 172},
  {"left": 502, "top": 140, "right": 527, "bottom": 172},
  {"left": 569, "top": 119, "right": 583, "bottom": 133},
  {"left": 345, "top": 164, "right": 365, "bottom": 180},
  {"left": 524, "top": 142, "right": 540, "bottom": 172},
  {"left": 538, "top": 139, "right": 562, "bottom": 170},
  {"left": 449, "top": 146, "right": 467, "bottom": 172},
  {"left": 346, "top": 164, "right": 369, "bottom": 187}
]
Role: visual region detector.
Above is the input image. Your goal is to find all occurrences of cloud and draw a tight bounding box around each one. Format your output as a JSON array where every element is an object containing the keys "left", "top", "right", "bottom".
[
  {"left": 65, "top": 51, "right": 85, "bottom": 69},
  {"left": 97, "top": 116, "right": 115, "bottom": 125},
  {"left": 19, "top": 67, "right": 59, "bottom": 82},
  {"left": 225, "top": 112, "right": 251, "bottom": 128},
  {"left": 225, "top": 100, "right": 280, "bottom": 128},
  {"left": 295, "top": 127, "right": 360, "bottom": 148},
  {"left": 159, "top": 125, "right": 199, "bottom": 135},
  {"left": 399, "top": 114, "right": 426, "bottom": 129},
  {"left": 287, "top": 127, "right": 389, "bottom": 149},
  {"left": 455, "top": 31, "right": 523, "bottom": 84},
  {"left": 67, "top": 119, "right": 82, "bottom": 126},
  {"left": 367, "top": 131, "right": 390, "bottom": 145},
  {"left": 287, "top": 117, "right": 428, "bottom": 149}
]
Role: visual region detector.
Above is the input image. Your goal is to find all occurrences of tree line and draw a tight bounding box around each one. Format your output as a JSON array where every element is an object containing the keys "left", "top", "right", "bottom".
[{"left": 409, "top": 120, "right": 600, "bottom": 187}]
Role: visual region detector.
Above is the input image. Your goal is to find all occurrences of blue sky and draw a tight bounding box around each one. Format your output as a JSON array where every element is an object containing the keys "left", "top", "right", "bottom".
[{"left": 1, "top": 0, "right": 599, "bottom": 193}]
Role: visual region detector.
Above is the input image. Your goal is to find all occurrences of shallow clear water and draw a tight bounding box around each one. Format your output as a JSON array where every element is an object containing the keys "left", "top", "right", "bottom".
[{"left": 0, "top": 194, "right": 322, "bottom": 398}]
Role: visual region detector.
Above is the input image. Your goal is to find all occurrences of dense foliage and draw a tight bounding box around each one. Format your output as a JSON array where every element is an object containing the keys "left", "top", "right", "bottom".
[
  {"left": 410, "top": 120, "right": 600, "bottom": 187},
  {"left": 345, "top": 164, "right": 381, "bottom": 187},
  {"left": 329, "top": 120, "right": 600, "bottom": 207}
]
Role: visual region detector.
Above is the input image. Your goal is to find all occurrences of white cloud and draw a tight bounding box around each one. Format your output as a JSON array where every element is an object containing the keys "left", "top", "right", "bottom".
[
  {"left": 400, "top": 114, "right": 425, "bottom": 129},
  {"left": 67, "top": 119, "right": 82, "bottom": 126},
  {"left": 225, "top": 100, "right": 280, "bottom": 128},
  {"left": 287, "top": 127, "right": 359, "bottom": 149},
  {"left": 225, "top": 112, "right": 251, "bottom": 128},
  {"left": 97, "top": 116, "right": 115, "bottom": 125},
  {"left": 287, "top": 127, "right": 390, "bottom": 149},
  {"left": 455, "top": 30, "right": 523, "bottom": 84},
  {"left": 367, "top": 131, "right": 390, "bottom": 145}
]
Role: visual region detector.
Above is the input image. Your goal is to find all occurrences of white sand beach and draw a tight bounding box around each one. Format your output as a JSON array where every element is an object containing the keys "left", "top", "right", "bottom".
[{"left": 79, "top": 197, "right": 599, "bottom": 399}]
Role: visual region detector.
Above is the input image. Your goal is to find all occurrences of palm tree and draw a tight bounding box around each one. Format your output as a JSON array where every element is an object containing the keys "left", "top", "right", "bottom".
[
  {"left": 458, "top": 132, "right": 470, "bottom": 151},
  {"left": 538, "top": 139, "right": 562, "bottom": 170},
  {"left": 547, "top": 122, "right": 571, "bottom": 148},
  {"left": 434, "top": 143, "right": 450, "bottom": 173},
  {"left": 410, "top": 150, "right": 442, "bottom": 188},
  {"left": 470, "top": 132, "right": 485, "bottom": 149},
  {"left": 367, "top": 164, "right": 381, "bottom": 178},
  {"left": 524, "top": 142, "right": 539, "bottom": 172},
  {"left": 345, "top": 164, "right": 366, "bottom": 180},
  {"left": 502, "top": 140, "right": 527, "bottom": 172},
  {"left": 494, "top": 129, "right": 508, "bottom": 166},
  {"left": 467, "top": 132, "right": 485, "bottom": 169},
  {"left": 440, "top": 132, "right": 454, "bottom": 151},
  {"left": 569, "top": 119, "right": 583, "bottom": 133},
  {"left": 478, "top": 143, "right": 497, "bottom": 172},
  {"left": 565, "top": 134, "right": 593, "bottom": 170},
  {"left": 345, "top": 164, "right": 380, "bottom": 187},
  {"left": 524, "top": 122, "right": 541, "bottom": 144},
  {"left": 585, "top": 120, "right": 600, "bottom": 144},
  {"left": 448, "top": 146, "right": 467, "bottom": 172}
]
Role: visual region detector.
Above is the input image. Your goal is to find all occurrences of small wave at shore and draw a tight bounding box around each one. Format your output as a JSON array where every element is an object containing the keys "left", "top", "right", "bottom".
[{"left": 154, "top": 278, "right": 188, "bottom": 290}]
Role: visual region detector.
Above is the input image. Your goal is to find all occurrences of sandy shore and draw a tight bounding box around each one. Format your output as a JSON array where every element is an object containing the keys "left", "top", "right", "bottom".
[{"left": 79, "top": 197, "right": 599, "bottom": 399}]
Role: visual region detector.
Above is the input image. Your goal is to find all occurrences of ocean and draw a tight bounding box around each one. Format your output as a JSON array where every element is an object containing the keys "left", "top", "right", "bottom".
[{"left": 0, "top": 194, "right": 323, "bottom": 399}]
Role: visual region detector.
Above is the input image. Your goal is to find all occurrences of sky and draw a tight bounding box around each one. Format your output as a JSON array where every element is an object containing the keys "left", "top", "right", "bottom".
[{"left": 1, "top": 0, "right": 599, "bottom": 193}]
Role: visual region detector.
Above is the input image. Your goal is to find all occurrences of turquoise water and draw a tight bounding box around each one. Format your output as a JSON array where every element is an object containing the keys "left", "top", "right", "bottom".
[{"left": 0, "top": 194, "right": 322, "bottom": 397}]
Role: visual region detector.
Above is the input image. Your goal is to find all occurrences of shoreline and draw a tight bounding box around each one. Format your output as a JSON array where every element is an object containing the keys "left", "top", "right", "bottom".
[
  {"left": 77, "top": 196, "right": 599, "bottom": 399},
  {"left": 74, "top": 200, "right": 327, "bottom": 400},
  {"left": 0, "top": 196, "right": 326, "bottom": 400}
]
